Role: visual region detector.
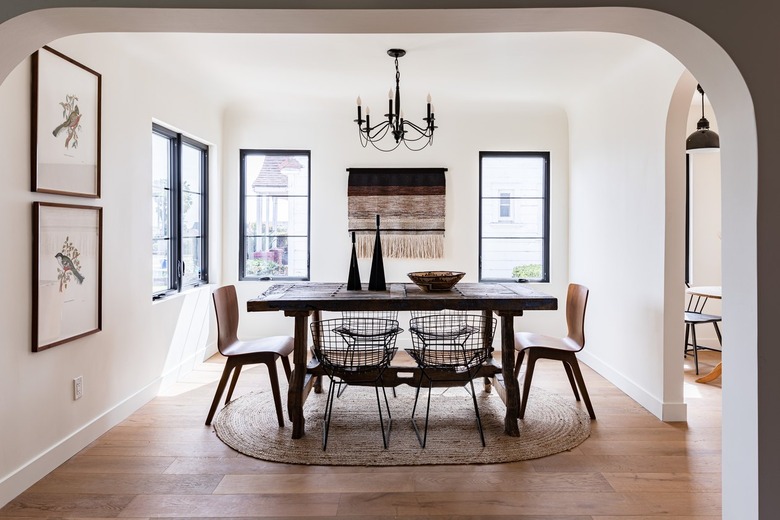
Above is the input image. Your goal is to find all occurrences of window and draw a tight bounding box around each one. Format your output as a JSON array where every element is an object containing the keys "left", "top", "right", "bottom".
[
  {"left": 499, "top": 191, "right": 512, "bottom": 219},
  {"left": 240, "top": 150, "right": 310, "bottom": 280},
  {"left": 479, "top": 151, "right": 550, "bottom": 282},
  {"left": 152, "top": 124, "right": 208, "bottom": 296}
]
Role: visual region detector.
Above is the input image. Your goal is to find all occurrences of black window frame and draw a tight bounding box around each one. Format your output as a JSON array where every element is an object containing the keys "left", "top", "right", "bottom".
[
  {"left": 152, "top": 123, "right": 209, "bottom": 299},
  {"left": 478, "top": 151, "right": 551, "bottom": 283},
  {"left": 239, "top": 149, "right": 311, "bottom": 281}
]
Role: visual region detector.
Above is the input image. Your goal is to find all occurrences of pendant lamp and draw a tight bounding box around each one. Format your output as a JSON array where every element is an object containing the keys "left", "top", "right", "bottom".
[{"left": 686, "top": 84, "right": 720, "bottom": 153}]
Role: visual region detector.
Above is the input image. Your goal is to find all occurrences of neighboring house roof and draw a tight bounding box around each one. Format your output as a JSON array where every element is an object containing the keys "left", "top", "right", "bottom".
[{"left": 252, "top": 156, "right": 303, "bottom": 191}]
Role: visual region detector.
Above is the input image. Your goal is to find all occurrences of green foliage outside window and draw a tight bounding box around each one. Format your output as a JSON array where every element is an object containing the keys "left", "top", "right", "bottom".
[{"left": 512, "top": 263, "right": 542, "bottom": 280}]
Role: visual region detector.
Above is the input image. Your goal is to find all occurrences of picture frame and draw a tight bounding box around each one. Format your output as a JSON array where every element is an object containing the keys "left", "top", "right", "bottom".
[
  {"left": 31, "top": 46, "right": 101, "bottom": 198},
  {"left": 32, "top": 202, "right": 103, "bottom": 352}
]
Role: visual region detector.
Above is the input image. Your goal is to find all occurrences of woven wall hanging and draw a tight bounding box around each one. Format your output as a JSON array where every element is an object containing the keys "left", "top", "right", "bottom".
[{"left": 347, "top": 168, "right": 447, "bottom": 259}]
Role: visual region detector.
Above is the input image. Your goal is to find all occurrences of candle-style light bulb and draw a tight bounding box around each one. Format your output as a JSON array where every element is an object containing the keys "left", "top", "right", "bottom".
[
  {"left": 357, "top": 96, "right": 362, "bottom": 106},
  {"left": 427, "top": 93, "right": 432, "bottom": 103},
  {"left": 388, "top": 89, "right": 394, "bottom": 119},
  {"left": 426, "top": 93, "right": 432, "bottom": 120},
  {"left": 356, "top": 96, "right": 362, "bottom": 122}
]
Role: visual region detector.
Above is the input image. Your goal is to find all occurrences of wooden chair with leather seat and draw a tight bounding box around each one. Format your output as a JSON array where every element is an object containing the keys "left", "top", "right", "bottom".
[
  {"left": 513, "top": 283, "right": 595, "bottom": 420},
  {"left": 205, "top": 285, "right": 293, "bottom": 427}
]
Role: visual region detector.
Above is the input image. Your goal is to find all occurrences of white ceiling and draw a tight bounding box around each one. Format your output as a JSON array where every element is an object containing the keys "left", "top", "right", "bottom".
[{"left": 104, "top": 31, "right": 674, "bottom": 109}]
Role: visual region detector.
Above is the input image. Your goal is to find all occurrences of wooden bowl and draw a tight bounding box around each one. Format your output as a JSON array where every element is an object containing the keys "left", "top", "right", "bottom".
[{"left": 407, "top": 271, "right": 466, "bottom": 291}]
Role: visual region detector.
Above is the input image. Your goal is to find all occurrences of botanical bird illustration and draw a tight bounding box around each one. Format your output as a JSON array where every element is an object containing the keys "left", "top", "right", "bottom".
[
  {"left": 52, "top": 105, "right": 80, "bottom": 137},
  {"left": 55, "top": 252, "right": 85, "bottom": 284},
  {"left": 52, "top": 94, "right": 82, "bottom": 149}
]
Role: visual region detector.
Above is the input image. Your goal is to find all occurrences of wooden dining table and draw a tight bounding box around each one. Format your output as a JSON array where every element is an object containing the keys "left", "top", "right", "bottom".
[{"left": 247, "top": 282, "right": 558, "bottom": 439}]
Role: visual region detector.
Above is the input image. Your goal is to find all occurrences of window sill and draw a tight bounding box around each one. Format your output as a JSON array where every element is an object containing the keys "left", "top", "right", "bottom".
[{"left": 152, "top": 283, "right": 211, "bottom": 303}]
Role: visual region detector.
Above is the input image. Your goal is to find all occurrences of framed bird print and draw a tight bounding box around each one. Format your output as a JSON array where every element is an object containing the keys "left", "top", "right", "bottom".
[
  {"left": 31, "top": 46, "right": 101, "bottom": 198},
  {"left": 33, "top": 202, "right": 102, "bottom": 352}
]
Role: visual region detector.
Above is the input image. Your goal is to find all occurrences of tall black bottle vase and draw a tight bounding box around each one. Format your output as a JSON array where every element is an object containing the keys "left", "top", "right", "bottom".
[
  {"left": 346, "top": 231, "right": 362, "bottom": 290},
  {"left": 368, "top": 214, "right": 387, "bottom": 291}
]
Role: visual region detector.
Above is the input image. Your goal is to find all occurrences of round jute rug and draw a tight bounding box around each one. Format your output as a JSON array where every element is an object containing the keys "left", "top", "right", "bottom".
[{"left": 212, "top": 384, "right": 591, "bottom": 465}]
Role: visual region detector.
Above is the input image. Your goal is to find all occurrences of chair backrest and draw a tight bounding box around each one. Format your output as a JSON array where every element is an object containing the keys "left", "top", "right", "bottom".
[
  {"left": 213, "top": 285, "right": 240, "bottom": 354},
  {"left": 565, "top": 283, "right": 589, "bottom": 350},
  {"left": 408, "top": 314, "right": 496, "bottom": 369},
  {"left": 310, "top": 318, "right": 401, "bottom": 373},
  {"left": 342, "top": 310, "right": 399, "bottom": 320}
]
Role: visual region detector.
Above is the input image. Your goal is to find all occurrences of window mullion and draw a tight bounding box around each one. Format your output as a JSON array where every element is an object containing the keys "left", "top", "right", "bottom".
[{"left": 171, "top": 135, "right": 182, "bottom": 291}]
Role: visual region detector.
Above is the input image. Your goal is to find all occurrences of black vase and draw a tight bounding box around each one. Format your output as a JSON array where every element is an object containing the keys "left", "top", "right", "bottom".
[
  {"left": 368, "top": 215, "right": 386, "bottom": 291},
  {"left": 346, "top": 231, "right": 362, "bottom": 290}
]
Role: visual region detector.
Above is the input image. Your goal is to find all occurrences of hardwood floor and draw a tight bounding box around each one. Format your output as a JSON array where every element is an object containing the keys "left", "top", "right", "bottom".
[{"left": 0, "top": 348, "right": 722, "bottom": 518}]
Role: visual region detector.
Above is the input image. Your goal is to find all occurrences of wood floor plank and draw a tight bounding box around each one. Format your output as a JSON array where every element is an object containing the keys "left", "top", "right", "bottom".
[
  {"left": 27, "top": 473, "right": 223, "bottom": 495},
  {"left": 215, "top": 472, "right": 416, "bottom": 494},
  {"left": 0, "top": 493, "right": 134, "bottom": 517},
  {"left": 343, "top": 491, "right": 722, "bottom": 517},
  {"left": 117, "top": 493, "right": 340, "bottom": 518},
  {"left": 56, "top": 455, "right": 176, "bottom": 474},
  {"left": 602, "top": 472, "right": 722, "bottom": 493}
]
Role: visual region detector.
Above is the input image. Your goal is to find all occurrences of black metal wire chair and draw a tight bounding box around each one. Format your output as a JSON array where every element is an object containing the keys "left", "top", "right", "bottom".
[
  {"left": 407, "top": 313, "right": 496, "bottom": 448},
  {"left": 310, "top": 317, "right": 402, "bottom": 450}
]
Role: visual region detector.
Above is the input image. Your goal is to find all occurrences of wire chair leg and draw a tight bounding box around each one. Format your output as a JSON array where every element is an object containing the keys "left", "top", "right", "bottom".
[
  {"left": 322, "top": 377, "right": 338, "bottom": 450},
  {"left": 411, "top": 375, "right": 433, "bottom": 448},
  {"left": 375, "top": 385, "right": 392, "bottom": 449},
  {"left": 467, "top": 373, "right": 486, "bottom": 447}
]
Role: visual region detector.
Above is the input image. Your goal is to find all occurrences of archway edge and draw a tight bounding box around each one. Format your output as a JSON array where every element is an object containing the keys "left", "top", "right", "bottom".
[{"left": 0, "top": 4, "right": 758, "bottom": 519}]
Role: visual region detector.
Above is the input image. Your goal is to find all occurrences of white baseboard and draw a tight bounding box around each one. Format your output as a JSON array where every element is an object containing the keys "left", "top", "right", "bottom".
[
  {"left": 0, "top": 343, "right": 215, "bottom": 508},
  {"left": 577, "top": 350, "right": 687, "bottom": 422}
]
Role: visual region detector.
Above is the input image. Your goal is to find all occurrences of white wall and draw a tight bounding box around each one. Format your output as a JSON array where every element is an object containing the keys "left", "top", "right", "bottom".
[
  {"left": 567, "top": 43, "right": 686, "bottom": 419},
  {"left": 0, "top": 34, "right": 223, "bottom": 504}
]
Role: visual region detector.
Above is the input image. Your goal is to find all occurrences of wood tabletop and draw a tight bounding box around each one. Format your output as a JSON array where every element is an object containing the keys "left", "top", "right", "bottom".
[
  {"left": 686, "top": 285, "right": 722, "bottom": 299},
  {"left": 247, "top": 282, "right": 558, "bottom": 314}
]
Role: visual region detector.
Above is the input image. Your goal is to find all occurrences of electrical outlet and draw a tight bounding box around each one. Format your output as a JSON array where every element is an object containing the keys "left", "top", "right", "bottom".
[{"left": 73, "top": 376, "right": 83, "bottom": 400}]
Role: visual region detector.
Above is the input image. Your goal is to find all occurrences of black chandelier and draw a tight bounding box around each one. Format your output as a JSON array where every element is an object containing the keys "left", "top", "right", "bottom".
[
  {"left": 355, "top": 49, "right": 437, "bottom": 152},
  {"left": 686, "top": 84, "right": 720, "bottom": 153}
]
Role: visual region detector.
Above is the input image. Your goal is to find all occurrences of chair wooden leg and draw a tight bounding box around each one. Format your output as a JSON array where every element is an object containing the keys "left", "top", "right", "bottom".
[
  {"left": 224, "top": 364, "right": 243, "bottom": 404},
  {"left": 206, "top": 361, "right": 235, "bottom": 425},
  {"left": 266, "top": 359, "right": 285, "bottom": 428},
  {"left": 684, "top": 323, "right": 691, "bottom": 357},
  {"left": 281, "top": 355, "right": 292, "bottom": 381},
  {"left": 518, "top": 351, "right": 538, "bottom": 419},
  {"left": 513, "top": 348, "right": 526, "bottom": 379},
  {"left": 568, "top": 355, "right": 596, "bottom": 420},
  {"left": 563, "top": 360, "right": 581, "bottom": 401}
]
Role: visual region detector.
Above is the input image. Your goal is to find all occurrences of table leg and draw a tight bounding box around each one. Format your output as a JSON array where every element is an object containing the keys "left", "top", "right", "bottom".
[
  {"left": 287, "top": 312, "right": 310, "bottom": 439},
  {"left": 500, "top": 313, "right": 521, "bottom": 436}
]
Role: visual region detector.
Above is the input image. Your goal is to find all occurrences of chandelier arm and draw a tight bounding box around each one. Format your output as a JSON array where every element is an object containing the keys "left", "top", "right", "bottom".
[
  {"left": 402, "top": 120, "right": 435, "bottom": 137},
  {"left": 365, "top": 121, "right": 391, "bottom": 141}
]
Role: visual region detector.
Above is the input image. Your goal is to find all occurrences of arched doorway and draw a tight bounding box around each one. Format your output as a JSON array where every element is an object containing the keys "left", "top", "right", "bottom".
[{"left": 0, "top": 5, "right": 757, "bottom": 517}]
